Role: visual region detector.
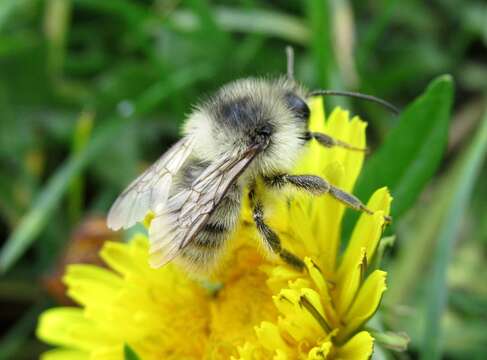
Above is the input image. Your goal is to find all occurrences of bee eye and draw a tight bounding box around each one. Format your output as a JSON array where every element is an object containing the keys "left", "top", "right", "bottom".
[{"left": 284, "top": 93, "right": 310, "bottom": 121}]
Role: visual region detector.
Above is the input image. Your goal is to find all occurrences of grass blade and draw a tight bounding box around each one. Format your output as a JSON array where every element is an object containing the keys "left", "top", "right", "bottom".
[
  {"left": 73, "top": 0, "right": 310, "bottom": 45},
  {"left": 44, "top": 0, "right": 72, "bottom": 78},
  {"left": 0, "top": 65, "right": 212, "bottom": 273},
  {"left": 305, "top": 0, "right": 334, "bottom": 88},
  {"left": 356, "top": 0, "right": 398, "bottom": 71},
  {"left": 161, "top": 4, "right": 311, "bottom": 45},
  {"left": 420, "top": 110, "right": 487, "bottom": 360},
  {"left": 68, "top": 110, "right": 94, "bottom": 224}
]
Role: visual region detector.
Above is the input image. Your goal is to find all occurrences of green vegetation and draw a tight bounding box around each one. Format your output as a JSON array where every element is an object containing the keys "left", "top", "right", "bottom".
[{"left": 1, "top": 0, "right": 486, "bottom": 359}]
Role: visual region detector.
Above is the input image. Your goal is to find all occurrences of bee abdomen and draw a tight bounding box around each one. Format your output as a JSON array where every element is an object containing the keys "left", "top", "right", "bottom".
[
  {"left": 175, "top": 188, "right": 241, "bottom": 273},
  {"left": 192, "top": 221, "right": 229, "bottom": 249},
  {"left": 176, "top": 226, "right": 231, "bottom": 273},
  {"left": 201, "top": 221, "right": 227, "bottom": 235}
]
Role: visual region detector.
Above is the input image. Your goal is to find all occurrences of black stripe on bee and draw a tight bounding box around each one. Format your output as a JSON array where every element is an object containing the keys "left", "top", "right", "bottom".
[
  {"left": 202, "top": 222, "right": 228, "bottom": 234},
  {"left": 191, "top": 237, "right": 225, "bottom": 250},
  {"left": 190, "top": 223, "right": 228, "bottom": 250}
]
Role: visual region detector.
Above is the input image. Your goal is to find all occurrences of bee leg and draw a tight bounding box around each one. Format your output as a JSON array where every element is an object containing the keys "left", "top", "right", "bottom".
[
  {"left": 253, "top": 202, "right": 305, "bottom": 270},
  {"left": 305, "top": 131, "right": 368, "bottom": 152},
  {"left": 249, "top": 190, "right": 305, "bottom": 270},
  {"left": 264, "top": 174, "right": 391, "bottom": 223},
  {"left": 311, "top": 179, "right": 392, "bottom": 223},
  {"left": 264, "top": 174, "right": 330, "bottom": 196},
  {"left": 324, "top": 181, "right": 391, "bottom": 222}
]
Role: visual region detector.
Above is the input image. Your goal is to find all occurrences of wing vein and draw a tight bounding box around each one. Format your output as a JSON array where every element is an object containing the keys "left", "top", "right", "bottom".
[
  {"left": 148, "top": 144, "right": 262, "bottom": 268},
  {"left": 107, "top": 136, "right": 195, "bottom": 230}
]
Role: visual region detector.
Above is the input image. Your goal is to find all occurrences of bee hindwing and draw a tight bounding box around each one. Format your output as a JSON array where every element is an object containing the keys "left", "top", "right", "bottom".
[
  {"left": 107, "top": 136, "right": 195, "bottom": 230},
  {"left": 148, "top": 145, "right": 261, "bottom": 268}
]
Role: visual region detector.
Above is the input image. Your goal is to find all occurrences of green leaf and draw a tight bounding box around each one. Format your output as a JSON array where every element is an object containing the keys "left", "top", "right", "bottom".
[
  {"left": 421, "top": 110, "right": 487, "bottom": 360},
  {"left": 343, "top": 75, "right": 454, "bottom": 240},
  {"left": 124, "top": 344, "right": 141, "bottom": 360},
  {"left": 365, "top": 75, "right": 453, "bottom": 217}
]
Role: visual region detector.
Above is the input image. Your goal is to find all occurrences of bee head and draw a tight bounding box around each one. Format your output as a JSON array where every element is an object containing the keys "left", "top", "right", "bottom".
[{"left": 185, "top": 78, "right": 311, "bottom": 174}]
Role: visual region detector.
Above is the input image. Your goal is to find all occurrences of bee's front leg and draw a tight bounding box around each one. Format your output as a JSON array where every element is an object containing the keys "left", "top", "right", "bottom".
[
  {"left": 248, "top": 186, "right": 305, "bottom": 270},
  {"left": 304, "top": 131, "right": 368, "bottom": 152}
]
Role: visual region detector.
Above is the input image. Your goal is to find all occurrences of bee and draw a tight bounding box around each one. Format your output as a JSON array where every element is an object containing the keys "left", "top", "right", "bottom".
[{"left": 107, "top": 48, "right": 397, "bottom": 274}]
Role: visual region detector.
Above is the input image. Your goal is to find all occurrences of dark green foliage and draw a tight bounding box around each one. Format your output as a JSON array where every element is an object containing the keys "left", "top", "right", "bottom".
[{"left": 1, "top": 1, "right": 487, "bottom": 359}]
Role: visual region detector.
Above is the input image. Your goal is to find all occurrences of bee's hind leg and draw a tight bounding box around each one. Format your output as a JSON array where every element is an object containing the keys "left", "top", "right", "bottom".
[{"left": 249, "top": 188, "right": 305, "bottom": 270}]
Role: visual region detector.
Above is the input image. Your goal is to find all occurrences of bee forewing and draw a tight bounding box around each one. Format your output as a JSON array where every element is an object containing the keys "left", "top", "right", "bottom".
[
  {"left": 107, "top": 136, "right": 195, "bottom": 230},
  {"left": 148, "top": 145, "right": 261, "bottom": 268}
]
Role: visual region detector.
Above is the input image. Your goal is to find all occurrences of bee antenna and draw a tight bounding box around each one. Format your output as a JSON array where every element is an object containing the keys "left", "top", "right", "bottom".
[
  {"left": 286, "top": 46, "right": 295, "bottom": 81},
  {"left": 308, "top": 90, "right": 399, "bottom": 115}
]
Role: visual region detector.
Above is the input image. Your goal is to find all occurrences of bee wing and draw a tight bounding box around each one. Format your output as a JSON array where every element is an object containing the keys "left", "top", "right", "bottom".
[
  {"left": 148, "top": 144, "right": 262, "bottom": 268},
  {"left": 107, "top": 136, "right": 195, "bottom": 231}
]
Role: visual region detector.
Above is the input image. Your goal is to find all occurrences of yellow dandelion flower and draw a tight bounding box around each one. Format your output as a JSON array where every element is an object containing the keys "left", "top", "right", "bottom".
[
  {"left": 37, "top": 98, "right": 392, "bottom": 360},
  {"left": 234, "top": 98, "right": 392, "bottom": 359},
  {"left": 37, "top": 235, "right": 277, "bottom": 360},
  {"left": 37, "top": 235, "right": 210, "bottom": 360}
]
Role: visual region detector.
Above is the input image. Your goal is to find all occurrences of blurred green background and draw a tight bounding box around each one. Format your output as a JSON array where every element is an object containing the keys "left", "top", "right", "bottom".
[{"left": 0, "top": 0, "right": 486, "bottom": 359}]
